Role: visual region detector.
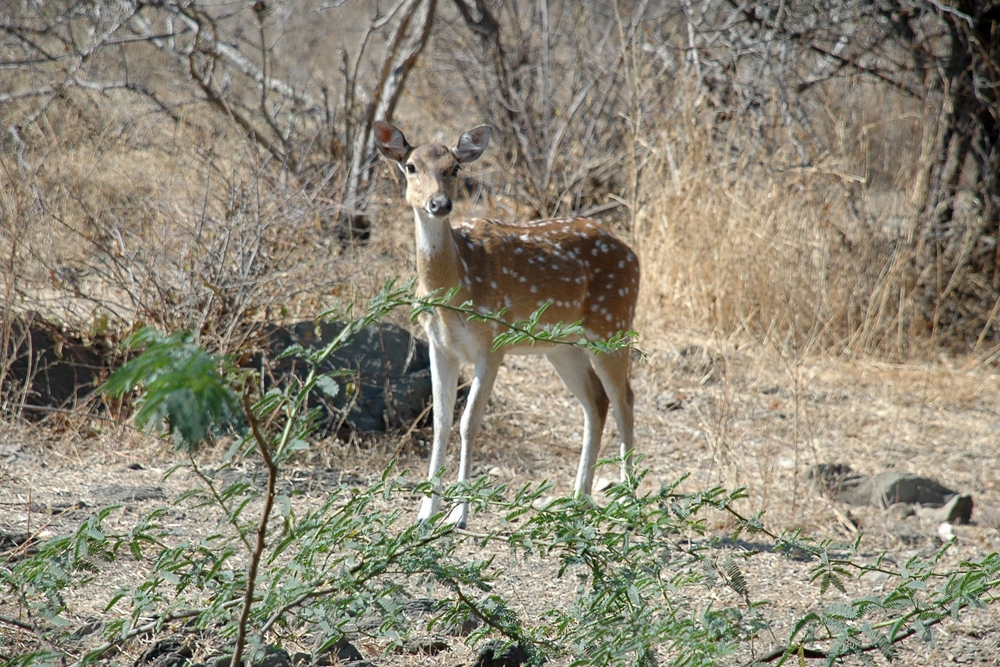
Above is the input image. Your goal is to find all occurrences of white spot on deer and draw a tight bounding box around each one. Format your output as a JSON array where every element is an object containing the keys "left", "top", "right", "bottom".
[
  {"left": 608, "top": 273, "right": 615, "bottom": 279},
  {"left": 519, "top": 276, "right": 527, "bottom": 283},
  {"left": 490, "top": 280, "right": 498, "bottom": 290},
  {"left": 536, "top": 299, "right": 547, "bottom": 307},
  {"left": 590, "top": 304, "right": 599, "bottom": 312},
  {"left": 551, "top": 264, "right": 559, "bottom": 270},
  {"left": 504, "top": 296, "right": 513, "bottom": 309},
  {"left": 476, "top": 276, "right": 483, "bottom": 283},
  {"left": 618, "top": 260, "right": 625, "bottom": 269},
  {"left": 598, "top": 295, "right": 606, "bottom": 302},
  {"left": 530, "top": 285, "right": 538, "bottom": 293},
  {"left": 477, "top": 305, "right": 490, "bottom": 315},
  {"left": 514, "top": 247, "right": 524, "bottom": 255},
  {"left": 606, "top": 283, "right": 614, "bottom": 290},
  {"left": 605, "top": 313, "right": 613, "bottom": 322},
  {"left": 592, "top": 248, "right": 599, "bottom": 256},
  {"left": 467, "top": 242, "right": 475, "bottom": 251}
]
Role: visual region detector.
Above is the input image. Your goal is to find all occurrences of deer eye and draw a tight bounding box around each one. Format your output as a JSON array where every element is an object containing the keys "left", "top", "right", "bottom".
[{"left": 405, "top": 163, "right": 416, "bottom": 174}]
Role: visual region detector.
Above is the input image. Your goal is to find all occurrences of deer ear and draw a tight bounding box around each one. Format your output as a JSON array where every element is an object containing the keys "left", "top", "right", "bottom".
[
  {"left": 374, "top": 121, "right": 412, "bottom": 162},
  {"left": 453, "top": 125, "right": 492, "bottom": 164}
]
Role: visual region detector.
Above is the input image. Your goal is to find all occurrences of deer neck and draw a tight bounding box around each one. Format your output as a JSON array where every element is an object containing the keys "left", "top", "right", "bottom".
[{"left": 413, "top": 207, "right": 463, "bottom": 295}]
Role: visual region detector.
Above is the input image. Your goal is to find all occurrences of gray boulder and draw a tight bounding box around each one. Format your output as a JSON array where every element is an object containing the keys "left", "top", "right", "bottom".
[
  {"left": 807, "top": 464, "right": 973, "bottom": 524},
  {"left": 254, "top": 321, "right": 435, "bottom": 435}
]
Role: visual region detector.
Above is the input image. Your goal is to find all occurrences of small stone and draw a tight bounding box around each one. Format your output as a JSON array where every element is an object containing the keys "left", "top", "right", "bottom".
[
  {"left": 934, "top": 494, "right": 974, "bottom": 524},
  {"left": 315, "top": 636, "right": 364, "bottom": 665},
  {"left": 472, "top": 640, "right": 533, "bottom": 667},
  {"left": 594, "top": 477, "right": 616, "bottom": 493},
  {"left": 397, "top": 638, "right": 450, "bottom": 655},
  {"left": 532, "top": 495, "right": 556, "bottom": 510},
  {"left": 938, "top": 522, "right": 956, "bottom": 541},
  {"left": 655, "top": 391, "right": 683, "bottom": 410}
]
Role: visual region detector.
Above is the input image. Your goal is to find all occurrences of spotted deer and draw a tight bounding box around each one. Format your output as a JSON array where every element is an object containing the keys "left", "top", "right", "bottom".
[{"left": 374, "top": 121, "right": 640, "bottom": 526}]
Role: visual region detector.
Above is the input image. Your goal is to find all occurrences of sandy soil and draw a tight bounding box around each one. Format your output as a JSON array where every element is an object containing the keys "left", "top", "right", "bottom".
[{"left": 3, "top": 332, "right": 1000, "bottom": 666}]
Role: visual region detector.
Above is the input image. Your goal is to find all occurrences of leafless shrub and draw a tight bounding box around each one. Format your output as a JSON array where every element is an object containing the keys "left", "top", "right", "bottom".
[
  {"left": 2, "top": 0, "right": 998, "bottom": 365},
  {"left": 0, "top": 0, "right": 437, "bottom": 349}
]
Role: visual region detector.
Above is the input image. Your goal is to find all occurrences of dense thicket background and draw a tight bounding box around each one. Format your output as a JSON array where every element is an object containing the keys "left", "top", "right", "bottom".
[{"left": 2, "top": 0, "right": 999, "bottom": 370}]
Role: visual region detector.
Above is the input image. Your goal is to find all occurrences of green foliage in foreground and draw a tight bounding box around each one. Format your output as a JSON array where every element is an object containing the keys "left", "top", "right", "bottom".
[{"left": 2, "top": 281, "right": 998, "bottom": 667}]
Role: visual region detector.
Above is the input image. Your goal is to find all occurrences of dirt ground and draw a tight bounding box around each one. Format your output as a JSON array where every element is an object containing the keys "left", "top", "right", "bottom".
[{"left": 3, "top": 331, "right": 1000, "bottom": 666}]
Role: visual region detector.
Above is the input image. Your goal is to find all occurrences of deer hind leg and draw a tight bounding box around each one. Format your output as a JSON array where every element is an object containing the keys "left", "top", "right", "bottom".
[
  {"left": 418, "top": 342, "right": 460, "bottom": 522},
  {"left": 546, "top": 346, "right": 610, "bottom": 496},
  {"left": 447, "top": 352, "right": 502, "bottom": 527},
  {"left": 589, "top": 348, "right": 635, "bottom": 484}
]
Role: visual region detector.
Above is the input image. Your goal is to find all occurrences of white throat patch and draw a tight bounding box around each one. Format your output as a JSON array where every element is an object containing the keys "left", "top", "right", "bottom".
[{"left": 414, "top": 207, "right": 451, "bottom": 258}]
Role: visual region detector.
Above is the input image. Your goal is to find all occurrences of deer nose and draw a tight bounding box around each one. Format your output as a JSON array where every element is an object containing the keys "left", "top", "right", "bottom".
[{"left": 427, "top": 193, "right": 452, "bottom": 217}]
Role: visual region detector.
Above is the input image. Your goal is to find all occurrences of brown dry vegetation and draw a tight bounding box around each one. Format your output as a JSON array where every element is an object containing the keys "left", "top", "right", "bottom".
[{"left": 2, "top": 0, "right": 1000, "bottom": 665}]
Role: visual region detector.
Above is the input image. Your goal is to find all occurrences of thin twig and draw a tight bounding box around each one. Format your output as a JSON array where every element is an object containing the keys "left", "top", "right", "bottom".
[{"left": 230, "top": 379, "right": 279, "bottom": 667}]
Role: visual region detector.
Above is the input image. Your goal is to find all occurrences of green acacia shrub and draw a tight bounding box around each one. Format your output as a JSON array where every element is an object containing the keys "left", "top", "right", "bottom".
[{"left": 2, "top": 282, "right": 999, "bottom": 667}]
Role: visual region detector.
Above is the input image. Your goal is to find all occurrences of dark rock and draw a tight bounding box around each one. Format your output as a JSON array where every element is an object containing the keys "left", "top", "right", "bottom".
[
  {"left": 873, "top": 471, "right": 958, "bottom": 506},
  {"left": 335, "top": 213, "right": 371, "bottom": 246},
  {"left": 439, "top": 614, "right": 482, "bottom": 637},
  {"left": 315, "top": 636, "right": 364, "bottom": 665},
  {"left": 402, "top": 598, "right": 439, "bottom": 615},
  {"left": 919, "top": 494, "right": 974, "bottom": 524},
  {"left": 259, "top": 646, "right": 292, "bottom": 667},
  {"left": 472, "top": 640, "right": 537, "bottom": 667},
  {"left": 0, "top": 531, "right": 31, "bottom": 550},
  {"left": 3, "top": 313, "right": 117, "bottom": 417},
  {"left": 397, "top": 638, "right": 450, "bottom": 655},
  {"left": 252, "top": 321, "right": 455, "bottom": 436},
  {"left": 806, "top": 463, "right": 866, "bottom": 503},
  {"left": 807, "top": 464, "right": 961, "bottom": 508},
  {"left": 133, "top": 638, "right": 193, "bottom": 667}
]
